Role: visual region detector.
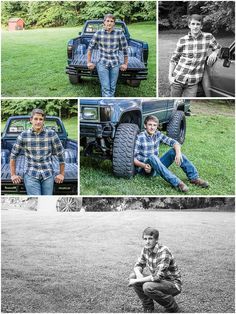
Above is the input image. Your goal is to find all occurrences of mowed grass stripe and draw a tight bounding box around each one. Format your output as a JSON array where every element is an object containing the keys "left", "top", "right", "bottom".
[
  {"left": 1, "top": 210, "right": 235, "bottom": 313},
  {"left": 2, "top": 22, "right": 156, "bottom": 97}
]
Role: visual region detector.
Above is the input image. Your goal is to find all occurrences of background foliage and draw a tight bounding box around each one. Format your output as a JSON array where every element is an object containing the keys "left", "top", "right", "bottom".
[
  {"left": 1, "top": 99, "right": 78, "bottom": 119},
  {"left": 1, "top": 1, "right": 156, "bottom": 28},
  {"left": 159, "top": 1, "right": 235, "bottom": 33}
]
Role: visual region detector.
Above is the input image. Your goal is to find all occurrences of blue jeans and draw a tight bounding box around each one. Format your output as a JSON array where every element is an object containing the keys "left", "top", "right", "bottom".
[
  {"left": 24, "top": 174, "right": 54, "bottom": 195},
  {"left": 96, "top": 61, "right": 120, "bottom": 97},
  {"left": 170, "top": 81, "right": 198, "bottom": 97},
  {"left": 146, "top": 148, "right": 198, "bottom": 187},
  {"left": 129, "top": 272, "right": 181, "bottom": 311}
]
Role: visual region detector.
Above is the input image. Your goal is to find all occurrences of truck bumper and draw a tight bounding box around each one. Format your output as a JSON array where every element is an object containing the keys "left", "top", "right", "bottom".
[
  {"left": 1, "top": 181, "right": 78, "bottom": 195},
  {"left": 80, "top": 122, "right": 115, "bottom": 138},
  {"left": 66, "top": 65, "right": 148, "bottom": 80}
]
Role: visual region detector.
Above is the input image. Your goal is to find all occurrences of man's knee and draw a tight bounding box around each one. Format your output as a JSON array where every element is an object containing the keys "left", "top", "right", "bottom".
[
  {"left": 129, "top": 272, "right": 136, "bottom": 280},
  {"left": 143, "top": 282, "right": 162, "bottom": 297}
]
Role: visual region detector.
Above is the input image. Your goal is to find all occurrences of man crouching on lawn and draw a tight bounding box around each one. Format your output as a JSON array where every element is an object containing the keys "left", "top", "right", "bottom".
[
  {"left": 134, "top": 115, "right": 209, "bottom": 192},
  {"left": 128, "top": 227, "right": 182, "bottom": 313}
]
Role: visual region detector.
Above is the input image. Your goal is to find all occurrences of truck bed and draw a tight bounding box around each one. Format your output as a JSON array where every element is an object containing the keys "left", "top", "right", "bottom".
[
  {"left": 1, "top": 154, "right": 78, "bottom": 195},
  {"left": 71, "top": 48, "right": 146, "bottom": 70}
]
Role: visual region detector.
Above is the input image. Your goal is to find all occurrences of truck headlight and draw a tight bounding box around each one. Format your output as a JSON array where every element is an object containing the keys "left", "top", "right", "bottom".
[{"left": 81, "top": 107, "right": 99, "bottom": 120}]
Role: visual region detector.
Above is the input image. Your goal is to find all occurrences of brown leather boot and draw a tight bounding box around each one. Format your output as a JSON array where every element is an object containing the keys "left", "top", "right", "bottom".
[
  {"left": 177, "top": 181, "right": 189, "bottom": 193},
  {"left": 190, "top": 178, "right": 209, "bottom": 188}
]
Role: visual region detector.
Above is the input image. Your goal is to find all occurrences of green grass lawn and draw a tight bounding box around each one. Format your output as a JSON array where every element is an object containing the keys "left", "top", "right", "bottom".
[
  {"left": 158, "top": 29, "right": 235, "bottom": 97},
  {"left": 1, "top": 210, "right": 235, "bottom": 313},
  {"left": 1, "top": 22, "right": 156, "bottom": 97},
  {"left": 80, "top": 103, "right": 235, "bottom": 195},
  {"left": 1, "top": 116, "right": 78, "bottom": 140}
]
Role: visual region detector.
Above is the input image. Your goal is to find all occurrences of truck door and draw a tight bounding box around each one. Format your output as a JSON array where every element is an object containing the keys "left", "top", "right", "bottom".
[
  {"left": 209, "top": 43, "right": 235, "bottom": 97},
  {"left": 141, "top": 99, "right": 169, "bottom": 125}
]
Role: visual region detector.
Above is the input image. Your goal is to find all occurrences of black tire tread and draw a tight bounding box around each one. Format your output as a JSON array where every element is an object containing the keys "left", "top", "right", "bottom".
[
  {"left": 166, "top": 111, "right": 186, "bottom": 144},
  {"left": 112, "top": 123, "right": 139, "bottom": 178}
]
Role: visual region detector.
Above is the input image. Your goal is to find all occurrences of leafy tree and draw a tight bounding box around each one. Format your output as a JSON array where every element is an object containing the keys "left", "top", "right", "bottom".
[
  {"left": 1, "top": 1, "right": 156, "bottom": 28},
  {"left": 159, "top": 1, "right": 235, "bottom": 33},
  {"left": 1, "top": 99, "right": 78, "bottom": 120}
]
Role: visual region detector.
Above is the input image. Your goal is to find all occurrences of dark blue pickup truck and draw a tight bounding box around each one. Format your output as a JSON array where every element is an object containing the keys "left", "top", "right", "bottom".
[
  {"left": 66, "top": 19, "right": 148, "bottom": 87},
  {"left": 80, "top": 99, "right": 191, "bottom": 178},
  {"left": 1, "top": 116, "right": 78, "bottom": 195}
]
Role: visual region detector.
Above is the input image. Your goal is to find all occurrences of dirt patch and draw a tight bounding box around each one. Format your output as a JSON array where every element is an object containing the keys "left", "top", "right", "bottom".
[{"left": 190, "top": 100, "right": 235, "bottom": 116}]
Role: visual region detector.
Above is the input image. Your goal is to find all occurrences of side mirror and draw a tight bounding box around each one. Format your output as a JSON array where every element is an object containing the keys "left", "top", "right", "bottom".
[
  {"left": 78, "top": 31, "right": 82, "bottom": 35},
  {"left": 220, "top": 47, "right": 231, "bottom": 68},
  {"left": 220, "top": 47, "right": 230, "bottom": 59}
]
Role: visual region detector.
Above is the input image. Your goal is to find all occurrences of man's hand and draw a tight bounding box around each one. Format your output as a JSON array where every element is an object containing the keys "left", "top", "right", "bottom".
[
  {"left": 54, "top": 174, "right": 64, "bottom": 184},
  {"left": 175, "top": 153, "right": 183, "bottom": 166},
  {"left": 128, "top": 278, "right": 138, "bottom": 287},
  {"left": 207, "top": 51, "right": 218, "bottom": 66},
  {"left": 120, "top": 64, "right": 128, "bottom": 71},
  {"left": 11, "top": 175, "right": 22, "bottom": 184},
  {"left": 144, "top": 164, "right": 152, "bottom": 174},
  {"left": 87, "top": 62, "right": 95, "bottom": 70},
  {"left": 168, "top": 76, "right": 175, "bottom": 85}
]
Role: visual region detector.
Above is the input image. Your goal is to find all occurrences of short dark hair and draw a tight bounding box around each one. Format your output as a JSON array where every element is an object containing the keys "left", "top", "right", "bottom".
[
  {"left": 31, "top": 108, "right": 45, "bottom": 118},
  {"left": 144, "top": 115, "right": 159, "bottom": 125},
  {"left": 103, "top": 14, "right": 116, "bottom": 22},
  {"left": 188, "top": 14, "right": 203, "bottom": 25},
  {"left": 142, "top": 227, "right": 159, "bottom": 240}
]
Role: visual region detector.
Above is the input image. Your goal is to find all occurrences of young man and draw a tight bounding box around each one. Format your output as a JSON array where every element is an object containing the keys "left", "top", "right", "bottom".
[
  {"left": 128, "top": 227, "right": 182, "bottom": 313},
  {"left": 169, "top": 14, "right": 221, "bottom": 97},
  {"left": 87, "top": 13, "right": 129, "bottom": 97},
  {"left": 10, "top": 108, "right": 65, "bottom": 195},
  {"left": 134, "top": 115, "right": 208, "bottom": 192}
]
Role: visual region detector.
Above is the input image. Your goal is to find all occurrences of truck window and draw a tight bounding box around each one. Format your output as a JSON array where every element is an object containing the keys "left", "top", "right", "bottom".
[{"left": 7, "top": 119, "right": 62, "bottom": 134}]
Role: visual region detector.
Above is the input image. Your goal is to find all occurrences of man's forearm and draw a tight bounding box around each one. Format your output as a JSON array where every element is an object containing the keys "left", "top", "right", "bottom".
[
  {"left": 173, "top": 143, "right": 181, "bottom": 155},
  {"left": 87, "top": 50, "right": 92, "bottom": 63},
  {"left": 124, "top": 56, "right": 128, "bottom": 65},
  {"left": 10, "top": 159, "right": 16, "bottom": 176},
  {"left": 134, "top": 275, "right": 153, "bottom": 283},
  {"left": 134, "top": 158, "right": 146, "bottom": 169},
  {"left": 59, "top": 163, "right": 65, "bottom": 176},
  {"left": 168, "top": 62, "right": 176, "bottom": 80}
]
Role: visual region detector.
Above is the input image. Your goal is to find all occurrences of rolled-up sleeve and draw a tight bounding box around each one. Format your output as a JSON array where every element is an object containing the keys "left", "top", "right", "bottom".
[
  {"left": 170, "top": 39, "right": 183, "bottom": 64},
  {"left": 134, "top": 248, "right": 146, "bottom": 270},
  {"left": 209, "top": 34, "right": 221, "bottom": 51},
  {"left": 159, "top": 132, "right": 179, "bottom": 147},
  {"left": 88, "top": 32, "right": 98, "bottom": 51},
  {"left": 10, "top": 134, "right": 24, "bottom": 160},
  {"left": 52, "top": 133, "right": 65, "bottom": 164},
  {"left": 151, "top": 248, "right": 172, "bottom": 282},
  {"left": 120, "top": 32, "right": 128, "bottom": 57}
]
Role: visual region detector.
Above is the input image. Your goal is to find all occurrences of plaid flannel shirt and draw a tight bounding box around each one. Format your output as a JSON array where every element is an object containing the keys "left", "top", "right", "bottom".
[
  {"left": 134, "top": 130, "right": 178, "bottom": 171},
  {"left": 10, "top": 128, "right": 65, "bottom": 180},
  {"left": 135, "top": 243, "right": 182, "bottom": 287},
  {"left": 88, "top": 28, "right": 128, "bottom": 67},
  {"left": 170, "top": 31, "right": 221, "bottom": 85}
]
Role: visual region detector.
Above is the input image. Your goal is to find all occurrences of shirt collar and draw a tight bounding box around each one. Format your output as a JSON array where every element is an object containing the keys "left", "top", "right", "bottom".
[
  {"left": 188, "top": 31, "right": 203, "bottom": 40},
  {"left": 104, "top": 28, "right": 115, "bottom": 34},
  {"left": 144, "top": 130, "right": 157, "bottom": 138},
  {"left": 31, "top": 127, "right": 45, "bottom": 135},
  {"left": 145, "top": 242, "right": 160, "bottom": 254}
]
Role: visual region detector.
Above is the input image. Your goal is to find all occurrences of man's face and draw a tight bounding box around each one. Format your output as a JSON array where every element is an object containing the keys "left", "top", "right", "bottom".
[
  {"left": 143, "top": 234, "right": 157, "bottom": 249},
  {"left": 188, "top": 18, "right": 202, "bottom": 37},
  {"left": 144, "top": 120, "right": 158, "bottom": 136},
  {"left": 104, "top": 17, "right": 115, "bottom": 32},
  {"left": 30, "top": 113, "right": 44, "bottom": 132}
]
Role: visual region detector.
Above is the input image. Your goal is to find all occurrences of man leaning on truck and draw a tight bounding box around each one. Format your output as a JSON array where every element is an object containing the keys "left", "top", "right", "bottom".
[
  {"left": 87, "top": 13, "right": 129, "bottom": 97},
  {"left": 10, "top": 108, "right": 65, "bottom": 195}
]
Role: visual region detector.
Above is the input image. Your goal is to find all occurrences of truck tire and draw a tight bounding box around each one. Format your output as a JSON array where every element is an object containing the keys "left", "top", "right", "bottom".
[
  {"left": 56, "top": 197, "right": 82, "bottom": 212},
  {"left": 69, "top": 74, "right": 81, "bottom": 84},
  {"left": 113, "top": 123, "right": 140, "bottom": 178},
  {"left": 166, "top": 111, "right": 186, "bottom": 144},
  {"left": 126, "top": 79, "right": 141, "bottom": 87}
]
